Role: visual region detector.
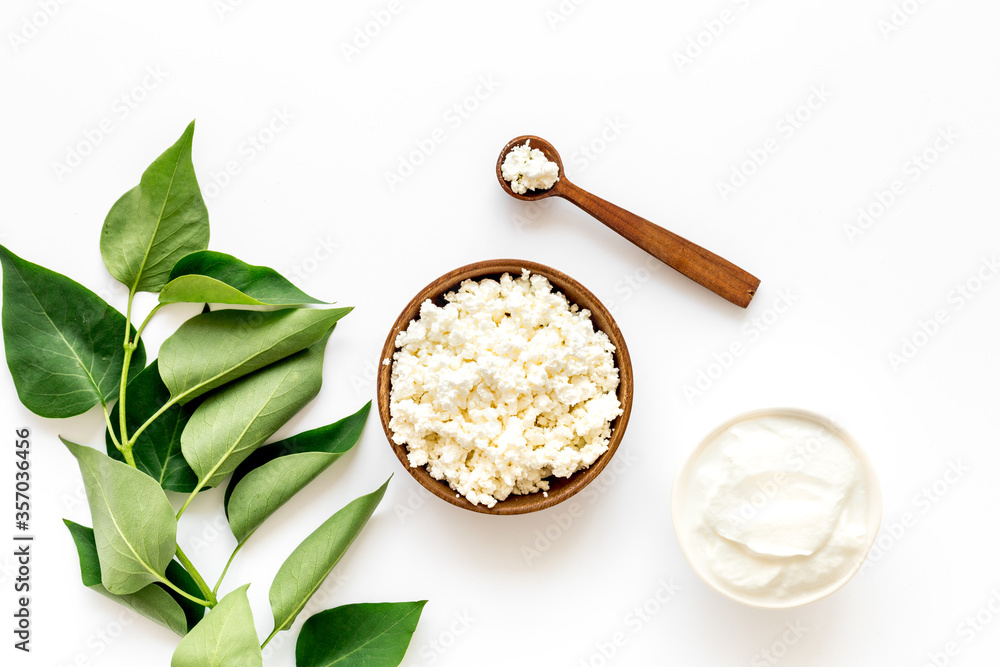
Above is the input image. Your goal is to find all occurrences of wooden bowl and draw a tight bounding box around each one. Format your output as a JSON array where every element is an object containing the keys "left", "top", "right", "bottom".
[{"left": 376, "top": 259, "right": 634, "bottom": 515}]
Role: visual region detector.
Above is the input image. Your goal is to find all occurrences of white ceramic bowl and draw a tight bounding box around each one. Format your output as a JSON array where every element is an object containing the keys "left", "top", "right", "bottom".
[{"left": 671, "top": 408, "right": 882, "bottom": 609}]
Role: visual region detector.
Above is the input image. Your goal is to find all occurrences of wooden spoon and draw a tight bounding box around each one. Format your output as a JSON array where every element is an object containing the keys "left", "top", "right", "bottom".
[{"left": 496, "top": 135, "right": 761, "bottom": 308}]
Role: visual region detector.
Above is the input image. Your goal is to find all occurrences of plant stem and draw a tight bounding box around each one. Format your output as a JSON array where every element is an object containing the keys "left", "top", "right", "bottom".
[
  {"left": 176, "top": 544, "right": 216, "bottom": 605},
  {"left": 134, "top": 302, "right": 163, "bottom": 342},
  {"left": 175, "top": 480, "right": 204, "bottom": 521},
  {"left": 261, "top": 628, "right": 280, "bottom": 650},
  {"left": 118, "top": 288, "right": 137, "bottom": 456},
  {"left": 102, "top": 403, "right": 122, "bottom": 452},
  {"left": 128, "top": 395, "right": 181, "bottom": 447},
  {"left": 212, "top": 540, "right": 247, "bottom": 597},
  {"left": 176, "top": 451, "right": 236, "bottom": 521},
  {"left": 158, "top": 575, "right": 215, "bottom": 608},
  {"left": 115, "top": 302, "right": 170, "bottom": 462}
]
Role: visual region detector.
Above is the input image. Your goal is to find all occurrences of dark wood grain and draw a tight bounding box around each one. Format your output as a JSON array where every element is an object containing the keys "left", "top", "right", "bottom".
[
  {"left": 497, "top": 135, "right": 760, "bottom": 308},
  {"left": 376, "top": 259, "right": 633, "bottom": 516}
]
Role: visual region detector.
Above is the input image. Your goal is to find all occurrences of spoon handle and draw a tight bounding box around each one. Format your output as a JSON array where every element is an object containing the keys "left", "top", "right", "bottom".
[{"left": 557, "top": 180, "right": 760, "bottom": 308}]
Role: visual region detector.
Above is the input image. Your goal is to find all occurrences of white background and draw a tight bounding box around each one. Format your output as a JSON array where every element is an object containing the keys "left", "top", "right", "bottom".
[{"left": 2, "top": 0, "right": 1000, "bottom": 665}]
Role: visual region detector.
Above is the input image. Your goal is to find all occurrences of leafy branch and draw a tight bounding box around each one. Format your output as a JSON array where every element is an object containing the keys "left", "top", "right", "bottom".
[{"left": 0, "top": 122, "right": 425, "bottom": 666}]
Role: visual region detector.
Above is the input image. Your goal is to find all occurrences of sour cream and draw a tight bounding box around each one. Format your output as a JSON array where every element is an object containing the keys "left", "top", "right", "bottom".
[{"left": 672, "top": 410, "right": 881, "bottom": 608}]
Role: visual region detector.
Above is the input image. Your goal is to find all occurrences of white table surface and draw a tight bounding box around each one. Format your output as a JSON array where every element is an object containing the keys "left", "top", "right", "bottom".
[{"left": 3, "top": 1, "right": 1000, "bottom": 665}]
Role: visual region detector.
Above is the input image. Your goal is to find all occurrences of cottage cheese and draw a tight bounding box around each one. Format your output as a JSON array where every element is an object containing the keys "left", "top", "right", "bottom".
[
  {"left": 501, "top": 140, "right": 560, "bottom": 195},
  {"left": 388, "top": 271, "right": 622, "bottom": 507}
]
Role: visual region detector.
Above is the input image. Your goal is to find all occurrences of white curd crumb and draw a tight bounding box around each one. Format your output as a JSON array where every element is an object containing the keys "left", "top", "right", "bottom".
[
  {"left": 501, "top": 140, "right": 559, "bottom": 195},
  {"left": 388, "top": 271, "right": 622, "bottom": 508}
]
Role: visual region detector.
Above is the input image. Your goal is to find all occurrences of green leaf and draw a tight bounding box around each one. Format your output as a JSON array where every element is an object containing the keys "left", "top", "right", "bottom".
[
  {"left": 296, "top": 601, "right": 427, "bottom": 667},
  {"left": 106, "top": 360, "right": 198, "bottom": 492},
  {"left": 160, "top": 251, "right": 327, "bottom": 307},
  {"left": 100, "top": 120, "right": 210, "bottom": 293},
  {"left": 171, "top": 585, "right": 262, "bottom": 667},
  {"left": 64, "top": 519, "right": 107, "bottom": 587},
  {"left": 64, "top": 519, "right": 189, "bottom": 636},
  {"left": 0, "top": 245, "right": 146, "bottom": 418},
  {"left": 63, "top": 439, "right": 177, "bottom": 595},
  {"left": 269, "top": 478, "right": 390, "bottom": 637},
  {"left": 159, "top": 307, "right": 350, "bottom": 405},
  {"left": 225, "top": 402, "right": 370, "bottom": 544},
  {"left": 182, "top": 333, "right": 333, "bottom": 489}
]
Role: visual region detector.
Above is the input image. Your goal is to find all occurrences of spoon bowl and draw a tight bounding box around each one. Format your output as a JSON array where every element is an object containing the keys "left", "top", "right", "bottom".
[
  {"left": 497, "top": 135, "right": 761, "bottom": 308},
  {"left": 496, "top": 135, "right": 567, "bottom": 201}
]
